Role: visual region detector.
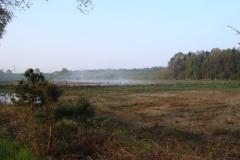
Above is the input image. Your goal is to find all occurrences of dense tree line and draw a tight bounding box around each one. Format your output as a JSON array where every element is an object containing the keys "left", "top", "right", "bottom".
[{"left": 167, "top": 48, "right": 240, "bottom": 80}]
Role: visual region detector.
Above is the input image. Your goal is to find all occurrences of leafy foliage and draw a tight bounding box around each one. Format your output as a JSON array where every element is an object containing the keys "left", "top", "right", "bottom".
[
  {"left": 55, "top": 97, "right": 96, "bottom": 141},
  {"left": 44, "top": 83, "right": 62, "bottom": 104},
  {"left": 0, "top": 6, "right": 11, "bottom": 38},
  {"left": 168, "top": 48, "right": 240, "bottom": 80},
  {"left": 15, "top": 69, "right": 47, "bottom": 107},
  {"left": 55, "top": 97, "right": 95, "bottom": 123},
  {"left": 0, "top": 0, "right": 31, "bottom": 38}
]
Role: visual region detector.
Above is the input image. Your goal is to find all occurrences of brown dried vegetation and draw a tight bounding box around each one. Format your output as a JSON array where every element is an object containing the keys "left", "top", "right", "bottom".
[{"left": 1, "top": 82, "right": 240, "bottom": 159}]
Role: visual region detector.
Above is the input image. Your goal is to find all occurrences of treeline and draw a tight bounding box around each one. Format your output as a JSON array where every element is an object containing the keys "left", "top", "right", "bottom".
[
  {"left": 167, "top": 48, "right": 240, "bottom": 80},
  {"left": 0, "top": 70, "right": 23, "bottom": 82},
  {"left": 50, "top": 67, "right": 164, "bottom": 82}
]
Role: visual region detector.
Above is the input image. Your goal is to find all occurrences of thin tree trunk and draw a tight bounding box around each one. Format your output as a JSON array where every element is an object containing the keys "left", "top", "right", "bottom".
[
  {"left": 47, "top": 104, "right": 53, "bottom": 160},
  {"left": 47, "top": 123, "right": 53, "bottom": 159},
  {"left": 85, "top": 126, "right": 88, "bottom": 142}
]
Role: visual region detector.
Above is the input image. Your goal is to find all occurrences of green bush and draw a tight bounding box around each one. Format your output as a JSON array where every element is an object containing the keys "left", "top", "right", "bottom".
[
  {"left": 54, "top": 104, "right": 76, "bottom": 120},
  {"left": 55, "top": 97, "right": 95, "bottom": 122}
]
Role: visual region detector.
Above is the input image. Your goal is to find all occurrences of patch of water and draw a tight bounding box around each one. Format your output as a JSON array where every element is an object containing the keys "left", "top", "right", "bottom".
[{"left": 0, "top": 93, "right": 15, "bottom": 105}]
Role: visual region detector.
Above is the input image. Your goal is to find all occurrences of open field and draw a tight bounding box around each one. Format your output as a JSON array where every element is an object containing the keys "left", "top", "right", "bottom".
[
  {"left": 62, "top": 81, "right": 240, "bottom": 159},
  {"left": 1, "top": 81, "right": 240, "bottom": 159}
]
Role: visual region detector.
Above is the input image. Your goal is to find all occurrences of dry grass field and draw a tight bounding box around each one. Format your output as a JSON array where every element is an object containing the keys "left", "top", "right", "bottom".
[
  {"left": 61, "top": 82, "right": 240, "bottom": 159},
  {"left": 62, "top": 82, "right": 240, "bottom": 133},
  {"left": 1, "top": 81, "right": 240, "bottom": 159}
]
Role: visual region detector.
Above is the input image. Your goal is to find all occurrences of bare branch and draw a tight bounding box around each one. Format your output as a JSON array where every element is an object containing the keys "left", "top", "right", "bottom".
[
  {"left": 76, "top": 0, "right": 94, "bottom": 14},
  {"left": 228, "top": 25, "right": 240, "bottom": 35}
]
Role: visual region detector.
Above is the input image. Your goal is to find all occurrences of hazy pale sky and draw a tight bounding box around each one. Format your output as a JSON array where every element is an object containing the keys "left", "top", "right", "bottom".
[{"left": 0, "top": 0, "right": 239, "bottom": 72}]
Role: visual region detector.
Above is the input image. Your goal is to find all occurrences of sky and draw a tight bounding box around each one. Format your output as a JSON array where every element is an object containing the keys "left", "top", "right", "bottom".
[{"left": 0, "top": 0, "right": 240, "bottom": 73}]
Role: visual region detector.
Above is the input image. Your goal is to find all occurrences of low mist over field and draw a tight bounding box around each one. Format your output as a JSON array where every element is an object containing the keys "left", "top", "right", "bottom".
[
  {"left": 50, "top": 67, "right": 164, "bottom": 84},
  {"left": 0, "top": 67, "right": 164, "bottom": 85}
]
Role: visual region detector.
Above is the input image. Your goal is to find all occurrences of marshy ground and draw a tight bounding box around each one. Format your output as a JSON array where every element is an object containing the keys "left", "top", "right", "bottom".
[{"left": 1, "top": 81, "right": 240, "bottom": 159}]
